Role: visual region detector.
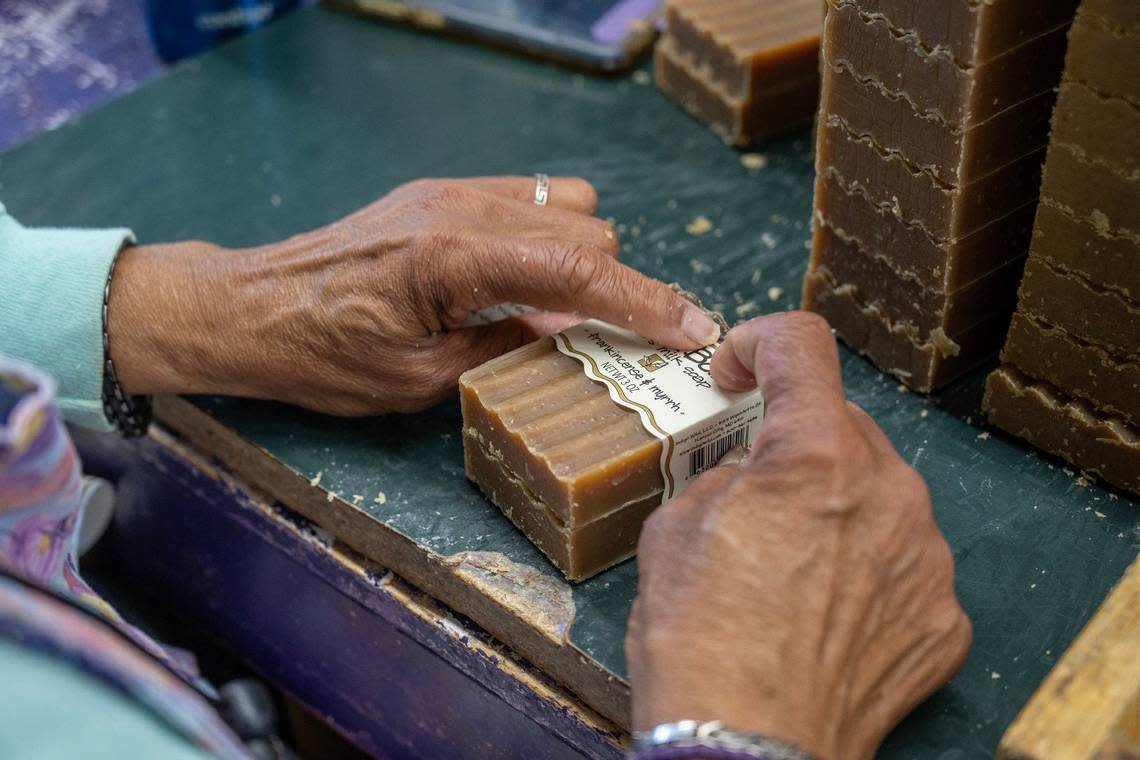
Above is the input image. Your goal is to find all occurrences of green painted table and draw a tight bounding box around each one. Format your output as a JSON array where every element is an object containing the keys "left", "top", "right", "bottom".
[{"left": 2, "top": 7, "right": 1137, "bottom": 757}]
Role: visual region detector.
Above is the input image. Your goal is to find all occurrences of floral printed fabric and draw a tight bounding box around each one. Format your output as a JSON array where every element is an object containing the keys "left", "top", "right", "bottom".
[{"left": 0, "top": 356, "right": 248, "bottom": 758}]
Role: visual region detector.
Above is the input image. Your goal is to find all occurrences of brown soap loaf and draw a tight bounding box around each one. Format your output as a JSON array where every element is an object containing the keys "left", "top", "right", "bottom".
[
  {"left": 984, "top": 0, "right": 1140, "bottom": 495},
  {"left": 654, "top": 0, "right": 822, "bottom": 146},
  {"left": 803, "top": 0, "right": 1080, "bottom": 391}
]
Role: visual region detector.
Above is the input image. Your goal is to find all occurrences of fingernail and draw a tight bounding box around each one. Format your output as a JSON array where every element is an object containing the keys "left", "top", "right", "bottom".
[
  {"left": 682, "top": 307, "right": 720, "bottom": 346},
  {"left": 717, "top": 364, "right": 756, "bottom": 391},
  {"left": 717, "top": 446, "right": 746, "bottom": 466}
]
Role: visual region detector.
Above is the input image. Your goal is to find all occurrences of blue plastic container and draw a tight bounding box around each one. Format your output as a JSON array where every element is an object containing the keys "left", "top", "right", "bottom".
[{"left": 145, "top": 0, "right": 301, "bottom": 61}]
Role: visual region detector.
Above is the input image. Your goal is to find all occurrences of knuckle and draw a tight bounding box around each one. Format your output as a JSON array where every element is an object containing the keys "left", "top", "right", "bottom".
[{"left": 554, "top": 243, "right": 605, "bottom": 297}]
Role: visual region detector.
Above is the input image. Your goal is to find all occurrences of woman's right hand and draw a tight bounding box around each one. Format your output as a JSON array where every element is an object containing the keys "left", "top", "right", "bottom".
[{"left": 626, "top": 312, "right": 972, "bottom": 760}]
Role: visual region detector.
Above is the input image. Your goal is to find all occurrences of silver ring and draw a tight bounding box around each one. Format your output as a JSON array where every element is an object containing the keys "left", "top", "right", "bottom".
[{"left": 534, "top": 173, "right": 550, "bottom": 206}]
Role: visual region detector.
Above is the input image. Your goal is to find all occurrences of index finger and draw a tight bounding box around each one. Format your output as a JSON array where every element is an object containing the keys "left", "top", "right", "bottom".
[
  {"left": 444, "top": 239, "right": 721, "bottom": 350},
  {"left": 710, "top": 312, "right": 848, "bottom": 429}
]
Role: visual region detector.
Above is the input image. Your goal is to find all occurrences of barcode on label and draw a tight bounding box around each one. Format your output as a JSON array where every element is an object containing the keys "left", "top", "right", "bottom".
[{"left": 688, "top": 425, "right": 750, "bottom": 477}]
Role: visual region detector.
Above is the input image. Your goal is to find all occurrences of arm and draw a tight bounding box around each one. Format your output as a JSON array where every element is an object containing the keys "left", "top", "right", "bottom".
[
  {"left": 105, "top": 176, "right": 720, "bottom": 416},
  {"left": 626, "top": 313, "right": 973, "bottom": 760}
]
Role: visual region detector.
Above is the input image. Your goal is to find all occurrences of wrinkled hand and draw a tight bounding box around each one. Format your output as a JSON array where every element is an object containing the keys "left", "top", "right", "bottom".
[
  {"left": 107, "top": 176, "right": 720, "bottom": 415},
  {"left": 626, "top": 312, "right": 972, "bottom": 760}
]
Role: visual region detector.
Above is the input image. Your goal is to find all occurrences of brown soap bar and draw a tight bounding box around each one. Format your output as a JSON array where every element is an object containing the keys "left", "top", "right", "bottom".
[
  {"left": 461, "top": 339, "right": 662, "bottom": 527},
  {"left": 655, "top": 0, "right": 821, "bottom": 145},
  {"left": 809, "top": 224, "right": 1026, "bottom": 337},
  {"left": 463, "top": 436, "right": 659, "bottom": 581},
  {"left": 984, "top": 366, "right": 1140, "bottom": 495},
  {"left": 1031, "top": 202, "right": 1140, "bottom": 300},
  {"left": 460, "top": 338, "right": 665, "bottom": 581},
  {"left": 1001, "top": 313, "right": 1140, "bottom": 427},
  {"left": 1039, "top": 142, "right": 1140, "bottom": 240},
  {"left": 1065, "top": 11, "right": 1140, "bottom": 105},
  {"left": 839, "top": 0, "right": 1081, "bottom": 64},
  {"left": 819, "top": 118, "right": 1046, "bottom": 241},
  {"left": 1050, "top": 82, "right": 1140, "bottom": 177},
  {"left": 655, "top": 40, "right": 821, "bottom": 145},
  {"left": 822, "top": 67, "right": 1058, "bottom": 187},
  {"left": 816, "top": 172, "right": 1037, "bottom": 290},
  {"left": 666, "top": 0, "right": 822, "bottom": 96},
  {"left": 825, "top": 2, "right": 1072, "bottom": 126},
  {"left": 803, "top": 270, "right": 1010, "bottom": 391},
  {"left": 1017, "top": 257, "right": 1140, "bottom": 360}
]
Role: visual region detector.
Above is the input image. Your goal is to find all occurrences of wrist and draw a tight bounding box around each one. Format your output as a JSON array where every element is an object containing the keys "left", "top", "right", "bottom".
[{"left": 107, "top": 241, "right": 246, "bottom": 397}]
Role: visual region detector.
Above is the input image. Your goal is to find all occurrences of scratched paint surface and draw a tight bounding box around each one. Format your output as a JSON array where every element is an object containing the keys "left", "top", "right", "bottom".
[{"left": 1, "top": 9, "right": 1137, "bottom": 757}]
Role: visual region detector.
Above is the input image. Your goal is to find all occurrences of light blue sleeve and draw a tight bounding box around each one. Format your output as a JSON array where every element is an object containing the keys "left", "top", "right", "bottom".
[
  {"left": 0, "top": 640, "right": 215, "bottom": 760},
  {"left": 0, "top": 202, "right": 135, "bottom": 431}
]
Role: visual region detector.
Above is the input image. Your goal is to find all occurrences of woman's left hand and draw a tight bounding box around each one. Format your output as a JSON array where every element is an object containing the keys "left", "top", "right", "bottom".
[{"left": 106, "top": 176, "right": 721, "bottom": 415}]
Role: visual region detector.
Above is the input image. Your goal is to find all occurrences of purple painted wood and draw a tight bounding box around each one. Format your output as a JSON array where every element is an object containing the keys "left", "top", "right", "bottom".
[{"left": 73, "top": 426, "right": 622, "bottom": 760}]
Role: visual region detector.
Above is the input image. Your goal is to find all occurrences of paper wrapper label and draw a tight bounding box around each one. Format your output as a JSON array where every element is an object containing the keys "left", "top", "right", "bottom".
[{"left": 554, "top": 319, "right": 764, "bottom": 502}]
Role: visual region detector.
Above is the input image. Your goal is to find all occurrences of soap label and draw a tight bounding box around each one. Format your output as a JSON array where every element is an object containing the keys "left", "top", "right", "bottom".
[{"left": 554, "top": 320, "right": 764, "bottom": 503}]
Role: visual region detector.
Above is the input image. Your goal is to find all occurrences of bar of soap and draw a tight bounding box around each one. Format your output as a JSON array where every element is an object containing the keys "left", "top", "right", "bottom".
[
  {"left": 984, "top": 368, "right": 1140, "bottom": 494},
  {"left": 985, "top": 0, "right": 1140, "bottom": 495},
  {"left": 1001, "top": 313, "right": 1140, "bottom": 428},
  {"left": 804, "top": 0, "right": 1078, "bottom": 391},
  {"left": 654, "top": 0, "right": 822, "bottom": 146},
  {"left": 460, "top": 338, "right": 664, "bottom": 581}
]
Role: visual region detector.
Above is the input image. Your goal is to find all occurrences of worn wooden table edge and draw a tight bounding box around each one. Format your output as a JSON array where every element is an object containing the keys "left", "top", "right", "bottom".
[{"left": 153, "top": 394, "right": 632, "bottom": 727}]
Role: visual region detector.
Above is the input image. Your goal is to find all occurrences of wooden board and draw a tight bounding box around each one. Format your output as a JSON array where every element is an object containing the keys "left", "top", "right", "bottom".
[{"left": 999, "top": 555, "right": 1140, "bottom": 760}]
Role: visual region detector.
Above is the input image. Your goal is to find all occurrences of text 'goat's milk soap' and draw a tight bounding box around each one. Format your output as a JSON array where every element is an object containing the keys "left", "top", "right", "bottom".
[{"left": 459, "top": 321, "right": 764, "bottom": 581}]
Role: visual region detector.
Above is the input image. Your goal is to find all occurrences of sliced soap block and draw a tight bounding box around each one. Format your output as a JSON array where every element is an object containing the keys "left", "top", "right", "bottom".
[
  {"left": 984, "top": 367, "right": 1140, "bottom": 494},
  {"left": 654, "top": 0, "right": 822, "bottom": 145},
  {"left": 984, "top": 0, "right": 1140, "bottom": 495},
  {"left": 804, "top": 0, "right": 1079, "bottom": 391},
  {"left": 1001, "top": 313, "right": 1140, "bottom": 427}
]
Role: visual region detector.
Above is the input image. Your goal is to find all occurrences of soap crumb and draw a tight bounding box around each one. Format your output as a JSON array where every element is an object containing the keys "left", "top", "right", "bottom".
[
  {"left": 690, "top": 259, "right": 712, "bottom": 274},
  {"left": 326, "top": 491, "right": 336, "bottom": 502},
  {"left": 920, "top": 409, "right": 928, "bottom": 418},
  {"left": 977, "top": 431, "right": 990, "bottom": 440},
  {"left": 1075, "top": 476, "right": 1090, "bottom": 487},
  {"left": 897, "top": 384, "right": 908, "bottom": 393},
  {"left": 1062, "top": 467, "right": 1074, "bottom": 476},
  {"left": 767, "top": 286, "right": 783, "bottom": 301},
  {"left": 374, "top": 492, "right": 387, "bottom": 505},
  {"left": 1030, "top": 583, "right": 1036, "bottom": 589},
  {"left": 1108, "top": 493, "right": 1119, "bottom": 500},
  {"left": 1094, "top": 510, "right": 1106, "bottom": 518},
  {"left": 687, "top": 215, "right": 713, "bottom": 235},
  {"left": 750, "top": 269, "right": 762, "bottom": 285},
  {"left": 632, "top": 69, "right": 650, "bottom": 85},
  {"left": 991, "top": 671, "right": 1001, "bottom": 680},
  {"left": 309, "top": 471, "right": 322, "bottom": 487},
  {"left": 352, "top": 494, "right": 364, "bottom": 505},
  {"left": 270, "top": 194, "right": 282, "bottom": 207},
  {"left": 740, "top": 153, "right": 768, "bottom": 171},
  {"left": 760, "top": 232, "right": 777, "bottom": 249},
  {"left": 735, "top": 301, "right": 759, "bottom": 317}
]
